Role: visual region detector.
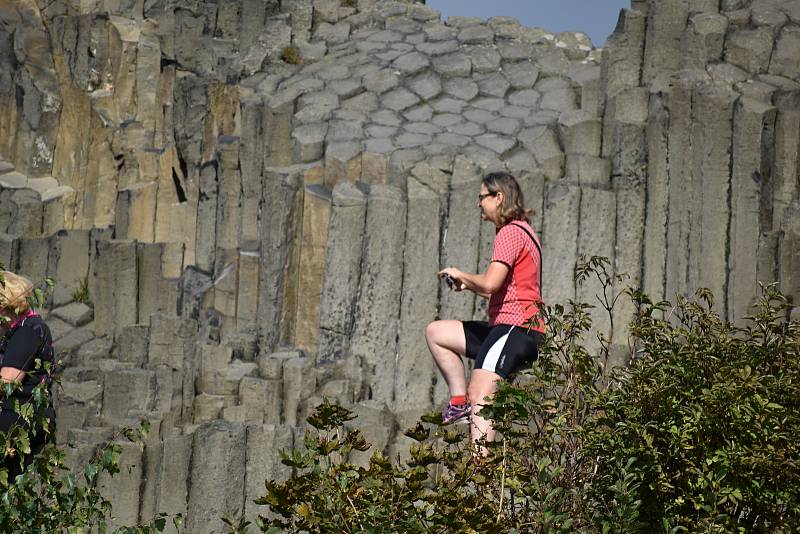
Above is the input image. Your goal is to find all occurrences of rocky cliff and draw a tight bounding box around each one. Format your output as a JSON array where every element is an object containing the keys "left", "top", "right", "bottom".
[{"left": 0, "top": 0, "right": 798, "bottom": 530}]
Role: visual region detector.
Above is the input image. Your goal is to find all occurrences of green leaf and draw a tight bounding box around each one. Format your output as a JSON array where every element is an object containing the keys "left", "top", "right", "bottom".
[
  {"left": 403, "top": 422, "right": 430, "bottom": 442},
  {"left": 306, "top": 399, "right": 356, "bottom": 430},
  {"left": 17, "top": 433, "right": 30, "bottom": 455}
]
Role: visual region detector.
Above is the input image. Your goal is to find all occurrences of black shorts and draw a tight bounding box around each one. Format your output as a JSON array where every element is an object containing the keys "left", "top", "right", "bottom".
[{"left": 463, "top": 321, "right": 543, "bottom": 380}]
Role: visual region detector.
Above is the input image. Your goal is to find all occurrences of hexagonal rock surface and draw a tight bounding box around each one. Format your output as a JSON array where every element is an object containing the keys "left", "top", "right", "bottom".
[{"left": 268, "top": 3, "right": 600, "bottom": 178}]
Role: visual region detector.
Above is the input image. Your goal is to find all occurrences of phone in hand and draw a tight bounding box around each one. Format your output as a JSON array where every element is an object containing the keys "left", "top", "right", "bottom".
[{"left": 442, "top": 273, "right": 456, "bottom": 290}]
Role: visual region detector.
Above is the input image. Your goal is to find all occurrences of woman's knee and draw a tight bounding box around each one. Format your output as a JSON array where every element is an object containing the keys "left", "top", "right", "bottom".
[
  {"left": 469, "top": 385, "right": 491, "bottom": 407},
  {"left": 424, "top": 320, "right": 441, "bottom": 344},
  {"left": 425, "top": 320, "right": 459, "bottom": 346},
  {"left": 468, "top": 372, "right": 501, "bottom": 406}
]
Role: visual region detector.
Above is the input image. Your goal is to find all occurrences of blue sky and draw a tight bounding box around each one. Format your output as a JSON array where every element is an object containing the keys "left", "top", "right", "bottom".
[{"left": 425, "top": 0, "right": 631, "bottom": 46}]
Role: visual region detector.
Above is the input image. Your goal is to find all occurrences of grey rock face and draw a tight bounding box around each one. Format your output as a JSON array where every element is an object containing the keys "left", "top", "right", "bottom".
[
  {"left": 408, "top": 4, "right": 440, "bottom": 22},
  {"left": 519, "top": 126, "right": 564, "bottom": 179},
  {"left": 349, "top": 185, "right": 406, "bottom": 401},
  {"left": 769, "top": 25, "right": 800, "bottom": 79},
  {"left": 684, "top": 13, "right": 728, "bottom": 69},
  {"left": 91, "top": 240, "right": 138, "bottom": 340},
  {"left": 408, "top": 71, "right": 442, "bottom": 99},
  {"left": 559, "top": 110, "right": 602, "bottom": 157},
  {"left": 52, "top": 302, "right": 94, "bottom": 327},
  {"left": 475, "top": 133, "right": 516, "bottom": 154},
  {"left": 365, "top": 138, "right": 394, "bottom": 153},
  {"left": 477, "top": 72, "right": 510, "bottom": 98},
  {"left": 402, "top": 104, "right": 433, "bottom": 122},
  {"left": 244, "top": 424, "right": 294, "bottom": 520},
  {"left": 318, "top": 182, "right": 367, "bottom": 362},
  {"left": 394, "top": 172, "right": 442, "bottom": 410},
  {"left": 371, "top": 109, "right": 402, "bottom": 126},
  {"left": 486, "top": 117, "right": 521, "bottom": 136},
  {"left": 405, "top": 122, "right": 443, "bottom": 135},
  {"left": 443, "top": 77, "right": 479, "bottom": 100},
  {"left": 292, "top": 123, "right": 328, "bottom": 162},
  {"left": 2, "top": 0, "right": 797, "bottom": 523},
  {"left": 416, "top": 39, "right": 459, "bottom": 56},
  {"left": 366, "top": 125, "right": 398, "bottom": 138},
  {"left": 464, "top": 108, "right": 496, "bottom": 123},
  {"left": 342, "top": 92, "right": 379, "bottom": 113},
  {"left": 392, "top": 51, "right": 431, "bottom": 74},
  {"left": 363, "top": 69, "right": 401, "bottom": 93},
  {"left": 496, "top": 41, "right": 531, "bottom": 61},
  {"left": 396, "top": 132, "right": 432, "bottom": 147},
  {"left": 435, "top": 132, "right": 471, "bottom": 147},
  {"left": 505, "top": 60, "right": 540, "bottom": 89},
  {"left": 382, "top": 87, "right": 421, "bottom": 110},
  {"left": 458, "top": 25, "right": 495, "bottom": 44},
  {"left": 469, "top": 46, "right": 502, "bottom": 73},
  {"left": 724, "top": 27, "right": 775, "bottom": 74},
  {"left": 187, "top": 421, "right": 247, "bottom": 534},
  {"left": 432, "top": 52, "right": 472, "bottom": 76},
  {"left": 317, "top": 21, "right": 352, "bottom": 44},
  {"left": 508, "top": 89, "right": 541, "bottom": 107},
  {"left": 98, "top": 440, "right": 143, "bottom": 530},
  {"left": 366, "top": 29, "right": 404, "bottom": 43},
  {"left": 431, "top": 97, "right": 466, "bottom": 113},
  {"left": 432, "top": 113, "right": 463, "bottom": 127},
  {"left": 423, "top": 22, "right": 457, "bottom": 41}
]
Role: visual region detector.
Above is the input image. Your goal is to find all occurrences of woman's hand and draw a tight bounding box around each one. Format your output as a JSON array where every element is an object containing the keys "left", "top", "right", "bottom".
[
  {"left": 438, "top": 267, "right": 466, "bottom": 291},
  {"left": 0, "top": 366, "right": 26, "bottom": 383},
  {"left": 438, "top": 262, "right": 510, "bottom": 297}
]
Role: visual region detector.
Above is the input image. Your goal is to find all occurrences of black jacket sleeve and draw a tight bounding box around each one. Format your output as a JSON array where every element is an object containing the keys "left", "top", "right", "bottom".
[{"left": 2, "top": 323, "right": 43, "bottom": 371}]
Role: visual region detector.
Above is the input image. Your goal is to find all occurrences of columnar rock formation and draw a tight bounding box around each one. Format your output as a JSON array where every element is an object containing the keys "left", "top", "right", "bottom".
[
  {"left": 1, "top": 0, "right": 798, "bottom": 530},
  {"left": 607, "top": 0, "right": 800, "bottom": 326}
]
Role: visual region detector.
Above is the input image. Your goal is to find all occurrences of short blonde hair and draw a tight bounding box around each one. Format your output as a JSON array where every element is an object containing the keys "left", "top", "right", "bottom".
[{"left": 0, "top": 271, "right": 33, "bottom": 315}]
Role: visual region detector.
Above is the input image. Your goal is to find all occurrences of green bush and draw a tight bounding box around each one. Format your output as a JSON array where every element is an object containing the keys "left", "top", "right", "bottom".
[
  {"left": 252, "top": 258, "right": 800, "bottom": 533},
  {"left": 585, "top": 285, "right": 800, "bottom": 531}
]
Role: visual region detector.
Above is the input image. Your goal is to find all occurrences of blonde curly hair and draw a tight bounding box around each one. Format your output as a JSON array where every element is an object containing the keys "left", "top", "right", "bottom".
[{"left": 0, "top": 271, "right": 33, "bottom": 316}]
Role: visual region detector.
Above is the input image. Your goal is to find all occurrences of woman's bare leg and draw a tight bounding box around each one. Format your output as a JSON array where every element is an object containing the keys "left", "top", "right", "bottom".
[
  {"left": 468, "top": 369, "right": 502, "bottom": 454},
  {"left": 425, "top": 320, "right": 468, "bottom": 396}
]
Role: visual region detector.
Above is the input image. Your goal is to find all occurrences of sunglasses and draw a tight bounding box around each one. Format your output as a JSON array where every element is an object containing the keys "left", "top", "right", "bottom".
[{"left": 478, "top": 192, "right": 497, "bottom": 202}]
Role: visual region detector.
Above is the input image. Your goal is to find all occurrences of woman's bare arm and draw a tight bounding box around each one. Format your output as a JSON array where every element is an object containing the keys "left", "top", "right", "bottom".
[
  {"left": 439, "top": 262, "right": 509, "bottom": 297},
  {"left": 0, "top": 367, "right": 26, "bottom": 383}
]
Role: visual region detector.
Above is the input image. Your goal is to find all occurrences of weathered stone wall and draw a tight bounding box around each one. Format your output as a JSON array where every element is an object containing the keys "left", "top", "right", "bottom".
[
  {"left": 1, "top": 0, "right": 798, "bottom": 530},
  {"left": 606, "top": 0, "right": 800, "bottom": 326}
]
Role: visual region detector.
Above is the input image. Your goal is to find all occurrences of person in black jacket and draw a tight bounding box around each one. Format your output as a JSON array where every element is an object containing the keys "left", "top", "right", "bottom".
[{"left": 0, "top": 271, "right": 55, "bottom": 476}]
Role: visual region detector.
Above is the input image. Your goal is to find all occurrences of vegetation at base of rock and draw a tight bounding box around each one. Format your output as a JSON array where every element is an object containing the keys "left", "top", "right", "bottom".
[
  {"left": 340, "top": 0, "right": 356, "bottom": 7},
  {"left": 252, "top": 258, "right": 800, "bottom": 533},
  {"left": 71, "top": 275, "right": 91, "bottom": 305},
  {"left": 0, "top": 374, "right": 181, "bottom": 532},
  {"left": 280, "top": 46, "right": 303, "bottom": 65}
]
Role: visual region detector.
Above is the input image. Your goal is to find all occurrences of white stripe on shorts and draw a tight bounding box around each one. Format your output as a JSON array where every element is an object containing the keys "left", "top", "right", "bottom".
[{"left": 481, "top": 326, "right": 514, "bottom": 373}]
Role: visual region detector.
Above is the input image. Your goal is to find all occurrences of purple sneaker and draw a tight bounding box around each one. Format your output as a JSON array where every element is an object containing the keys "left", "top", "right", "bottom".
[{"left": 442, "top": 402, "right": 472, "bottom": 424}]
